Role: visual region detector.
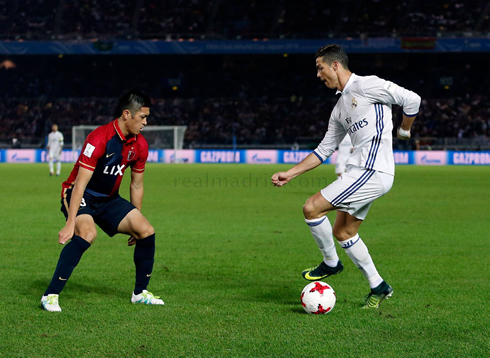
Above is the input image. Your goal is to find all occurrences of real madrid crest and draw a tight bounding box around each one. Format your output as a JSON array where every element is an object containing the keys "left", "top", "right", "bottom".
[{"left": 351, "top": 97, "right": 358, "bottom": 109}]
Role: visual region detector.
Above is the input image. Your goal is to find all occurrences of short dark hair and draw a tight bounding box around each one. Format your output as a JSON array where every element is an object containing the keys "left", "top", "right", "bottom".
[
  {"left": 114, "top": 89, "right": 152, "bottom": 118},
  {"left": 315, "top": 44, "right": 349, "bottom": 70}
]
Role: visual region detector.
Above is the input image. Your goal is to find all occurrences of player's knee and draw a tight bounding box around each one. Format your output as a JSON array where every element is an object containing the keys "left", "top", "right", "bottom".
[
  {"left": 80, "top": 230, "right": 97, "bottom": 244},
  {"left": 136, "top": 224, "right": 154, "bottom": 240},
  {"left": 303, "top": 200, "right": 319, "bottom": 220},
  {"left": 332, "top": 228, "right": 345, "bottom": 241},
  {"left": 145, "top": 224, "right": 155, "bottom": 238}
]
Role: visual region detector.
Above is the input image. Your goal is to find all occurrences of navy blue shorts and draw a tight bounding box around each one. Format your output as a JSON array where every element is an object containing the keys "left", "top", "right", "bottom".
[{"left": 61, "top": 188, "right": 136, "bottom": 237}]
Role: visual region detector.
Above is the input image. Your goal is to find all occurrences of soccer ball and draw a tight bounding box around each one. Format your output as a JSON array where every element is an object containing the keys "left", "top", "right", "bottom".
[{"left": 301, "top": 281, "right": 336, "bottom": 314}]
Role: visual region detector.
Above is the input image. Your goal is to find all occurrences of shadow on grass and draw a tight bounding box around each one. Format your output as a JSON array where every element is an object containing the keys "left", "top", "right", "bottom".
[{"left": 27, "top": 279, "right": 129, "bottom": 300}]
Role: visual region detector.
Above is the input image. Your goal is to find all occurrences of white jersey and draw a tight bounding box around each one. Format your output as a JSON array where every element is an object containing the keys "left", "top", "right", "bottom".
[
  {"left": 335, "top": 135, "right": 353, "bottom": 174},
  {"left": 314, "top": 73, "right": 420, "bottom": 176},
  {"left": 48, "top": 131, "right": 64, "bottom": 154}
]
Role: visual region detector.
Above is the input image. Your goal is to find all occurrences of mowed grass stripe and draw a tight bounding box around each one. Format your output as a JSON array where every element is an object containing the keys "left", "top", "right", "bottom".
[{"left": 0, "top": 164, "right": 488, "bottom": 356}]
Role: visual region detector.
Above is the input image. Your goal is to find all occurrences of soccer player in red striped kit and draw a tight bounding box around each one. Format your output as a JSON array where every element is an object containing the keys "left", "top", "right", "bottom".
[{"left": 41, "top": 89, "right": 164, "bottom": 312}]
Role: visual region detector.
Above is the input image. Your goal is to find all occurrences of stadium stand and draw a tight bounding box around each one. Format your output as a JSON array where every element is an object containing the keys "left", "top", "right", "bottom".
[
  {"left": 1, "top": 0, "right": 488, "bottom": 40},
  {"left": 0, "top": 2, "right": 489, "bottom": 150}
]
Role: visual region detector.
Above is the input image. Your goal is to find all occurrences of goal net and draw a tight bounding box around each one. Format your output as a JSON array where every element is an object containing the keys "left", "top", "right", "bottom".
[{"left": 72, "top": 125, "right": 187, "bottom": 162}]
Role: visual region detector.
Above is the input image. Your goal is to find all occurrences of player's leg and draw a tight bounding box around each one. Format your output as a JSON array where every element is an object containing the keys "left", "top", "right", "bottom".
[
  {"left": 41, "top": 215, "right": 96, "bottom": 312},
  {"left": 55, "top": 157, "right": 61, "bottom": 176},
  {"left": 333, "top": 211, "right": 392, "bottom": 308},
  {"left": 301, "top": 192, "right": 343, "bottom": 280},
  {"left": 333, "top": 212, "right": 382, "bottom": 287},
  {"left": 117, "top": 209, "right": 163, "bottom": 305},
  {"left": 48, "top": 154, "right": 54, "bottom": 176},
  {"left": 320, "top": 167, "right": 395, "bottom": 307}
]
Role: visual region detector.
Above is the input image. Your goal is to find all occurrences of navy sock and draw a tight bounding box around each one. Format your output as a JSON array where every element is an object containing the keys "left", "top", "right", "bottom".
[
  {"left": 133, "top": 233, "right": 155, "bottom": 295},
  {"left": 44, "top": 235, "right": 91, "bottom": 296}
]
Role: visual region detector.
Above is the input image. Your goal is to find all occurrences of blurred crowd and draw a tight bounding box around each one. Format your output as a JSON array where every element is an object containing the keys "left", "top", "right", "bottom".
[
  {"left": 1, "top": 93, "right": 489, "bottom": 149},
  {"left": 1, "top": 0, "right": 489, "bottom": 40},
  {"left": 0, "top": 47, "right": 488, "bottom": 149}
]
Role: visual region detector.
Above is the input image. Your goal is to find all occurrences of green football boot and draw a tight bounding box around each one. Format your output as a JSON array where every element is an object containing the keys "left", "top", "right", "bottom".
[
  {"left": 362, "top": 281, "right": 393, "bottom": 309},
  {"left": 302, "top": 261, "right": 344, "bottom": 281}
]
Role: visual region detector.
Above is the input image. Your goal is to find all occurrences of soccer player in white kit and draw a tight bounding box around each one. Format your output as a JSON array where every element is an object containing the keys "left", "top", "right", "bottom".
[
  {"left": 47, "top": 124, "right": 64, "bottom": 176},
  {"left": 272, "top": 45, "right": 420, "bottom": 309}
]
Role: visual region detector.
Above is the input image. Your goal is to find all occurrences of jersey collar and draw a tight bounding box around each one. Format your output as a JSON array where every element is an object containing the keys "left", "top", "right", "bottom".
[
  {"left": 336, "top": 73, "right": 357, "bottom": 95},
  {"left": 113, "top": 119, "right": 137, "bottom": 143}
]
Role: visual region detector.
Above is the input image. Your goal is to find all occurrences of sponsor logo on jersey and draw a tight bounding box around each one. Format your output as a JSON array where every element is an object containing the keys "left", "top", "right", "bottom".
[
  {"left": 103, "top": 164, "right": 125, "bottom": 176},
  {"left": 384, "top": 81, "right": 399, "bottom": 94},
  {"left": 345, "top": 117, "right": 352, "bottom": 125},
  {"left": 347, "top": 118, "right": 369, "bottom": 135}
]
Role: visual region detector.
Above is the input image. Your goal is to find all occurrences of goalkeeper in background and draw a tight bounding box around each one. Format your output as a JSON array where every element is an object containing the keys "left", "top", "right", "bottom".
[{"left": 41, "top": 89, "right": 164, "bottom": 312}]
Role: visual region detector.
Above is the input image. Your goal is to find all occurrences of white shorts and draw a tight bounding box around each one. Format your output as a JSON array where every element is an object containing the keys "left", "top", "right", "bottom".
[
  {"left": 48, "top": 151, "right": 61, "bottom": 161},
  {"left": 321, "top": 165, "right": 394, "bottom": 220}
]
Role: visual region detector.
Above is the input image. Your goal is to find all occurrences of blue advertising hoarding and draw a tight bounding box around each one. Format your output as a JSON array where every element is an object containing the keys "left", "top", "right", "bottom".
[
  {"left": 1, "top": 38, "right": 489, "bottom": 55},
  {"left": 1, "top": 149, "right": 489, "bottom": 165}
]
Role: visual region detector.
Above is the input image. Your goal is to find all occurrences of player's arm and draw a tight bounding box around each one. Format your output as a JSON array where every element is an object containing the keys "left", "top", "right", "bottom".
[
  {"left": 129, "top": 170, "right": 144, "bottom": 211},
  {"left": 272, "top": 153, "right": 322, "bottom": 187},
  {"left": 397, "top": 113, "right": 417, "bottom": 140},
  {"left": 126, "top": 170, "right": 145, "bottom": 246},
  {"left": 59, "top": 134, "right": 64, "bottom": 155},
  {"left": 58, "top": 167, "right": 94, "bottom": 244},
  {"left": 272, "top": 114, "right": 345, "bottom": 187},
  {"left": 362, "top": 76, "right": 421, "bottom": 140}
]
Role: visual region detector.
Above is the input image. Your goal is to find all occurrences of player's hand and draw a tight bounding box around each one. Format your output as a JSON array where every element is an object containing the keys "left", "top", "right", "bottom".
[
  {"left": 397, "top": 127, "right": 411, "bottom": 140},
  {"left": 127, "top": 236, "right": 137, "bottom": 246},
  {"left": 58, "top": 224, "right": 74, "bottom": 245},
  {"left": 271, "top": 172, "right": 291, "bottom": 187}
]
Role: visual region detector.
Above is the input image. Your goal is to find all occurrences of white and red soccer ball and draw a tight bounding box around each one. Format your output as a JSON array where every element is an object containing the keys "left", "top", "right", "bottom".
[{"left": 301, "top": 281, "right": 336, "bottom": 314}]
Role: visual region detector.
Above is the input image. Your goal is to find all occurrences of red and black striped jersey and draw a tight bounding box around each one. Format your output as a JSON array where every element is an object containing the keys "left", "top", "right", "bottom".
[{"left": 62, "top": 119, "right": 149, "bottom": 198}]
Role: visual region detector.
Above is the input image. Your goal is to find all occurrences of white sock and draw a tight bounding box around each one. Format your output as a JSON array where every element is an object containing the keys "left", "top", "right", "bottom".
[
  {"left": 339, "top": 234, "right": 383, "bottom": 289},
  {"left": 49, "top": 160, "right": 54, "bottom": 174},
  {"left": 56, "top": 161, "right": 61, "bottom": 175},
  {"left": 305, "top": 216, "right": 339, "bottom": 267}
]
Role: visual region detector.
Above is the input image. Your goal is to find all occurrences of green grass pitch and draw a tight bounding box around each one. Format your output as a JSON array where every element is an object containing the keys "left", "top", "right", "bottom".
[{"left": 0, "top": 163, "right": 488, "bottom": 357}]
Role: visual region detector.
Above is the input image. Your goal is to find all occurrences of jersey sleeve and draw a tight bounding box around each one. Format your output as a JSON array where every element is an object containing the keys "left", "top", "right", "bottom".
[
  {"left": 313, "top": 110, "right": 347, "bottom": 162},
  {"left": 131, "top": 139, "right": 148, "bottom": 173},
  {"left": 59, "top": 133, "right": 64, "bottom": 146},
  {"left": 78, "top": 131, "right": 106, "bottom": 171},
  {"left": 361, "top": 76, "right": 421, "bottom": 116}
]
